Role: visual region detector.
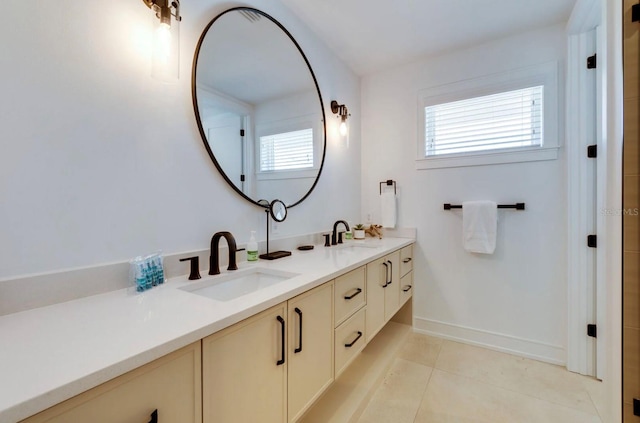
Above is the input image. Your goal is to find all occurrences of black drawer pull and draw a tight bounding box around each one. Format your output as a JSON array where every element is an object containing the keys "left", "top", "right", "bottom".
[
  {"left": 403, "top": 257, "right": 412, "bottom": 263},
  {"left": 276, "top": 316, "right": 285, "bottom": 365},
  {"left": 402, "top": 285, "right": 412, "bottom": 292},
  {"left": 386, "top": 260, "right": 393, "bottom": 285},
  {"left": 148, "top": 410, "right": 158, "bottom": 423},
  {"left": 344, "top": 288, "right": 362, "bottom": 300},
  {"left": 345, "top": 331, "right": 363, "bottom": 348},
  {"left": 294, "top": 307, "right": 303, "bottom": 354},
  {"left": 382, "top": 262, "right": 389, "bottom": 288}
]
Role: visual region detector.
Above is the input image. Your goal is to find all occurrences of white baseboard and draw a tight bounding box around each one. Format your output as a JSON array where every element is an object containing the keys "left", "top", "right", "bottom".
[{"left": 413, "top": 316, "right": 566, "bottom": 366}]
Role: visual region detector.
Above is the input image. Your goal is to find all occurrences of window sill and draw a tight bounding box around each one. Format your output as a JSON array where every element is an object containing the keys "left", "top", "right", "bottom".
[
  {"left": 256, "top": 168, "right": 318, "bottom": 181},
  {"left": 415, "top": 146, "right": 559, "bottom": 170}
]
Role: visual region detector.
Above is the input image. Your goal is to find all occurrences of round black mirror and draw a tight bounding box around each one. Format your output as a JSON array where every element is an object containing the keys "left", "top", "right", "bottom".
[
  {"left": 270, "top": 199, "right": 287, "bottom": 222},
  {"left": 192, "top": 7, "right": 326, "bottom": 208}
]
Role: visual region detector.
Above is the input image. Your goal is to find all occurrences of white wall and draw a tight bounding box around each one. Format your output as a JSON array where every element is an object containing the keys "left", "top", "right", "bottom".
[
  {"left": 361, "top": 24, "right": 568, "bottom": 363},
  {"left": 0, "top": 0, "right": 361, "bottom": 279}
]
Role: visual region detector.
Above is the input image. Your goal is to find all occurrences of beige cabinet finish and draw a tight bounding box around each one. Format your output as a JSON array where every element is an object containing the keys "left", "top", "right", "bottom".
[
  {"left": 399, "top": 245, "right": 413, "bottom": 278},
  {"left": 384, "top": 251, "right": 401, "bottom": 321},
  {"left": 334, "top": 266, "right": 366, "bottom": 326},
  {"left": 366, "top": 251, "right": 400, "bottom": 341},
  {"left": 21, "top": 342, "right": 202, "bottom": 423},
  {"left": 287, "top": 283, "right": 334, "bottom": 422},
  {"left": 400, "top": 271, "right": 413, "bottom": 307},
  {"left": 334, "top": 307, "right": 366, "bottom": 377},
  {"left": 20, "top": 242, "right": 413, "bottom": 423},
  {"left": 203, "top": 303, "right": 288, "bottom": 423}
]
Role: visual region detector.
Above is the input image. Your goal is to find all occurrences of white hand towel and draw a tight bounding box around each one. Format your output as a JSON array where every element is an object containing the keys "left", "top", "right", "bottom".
[
  {"left": 462, "top": 201, "right": 497, "bottom": 254},
  {"left": 381, "top": 191, "right": 396, "bottom": 228}
]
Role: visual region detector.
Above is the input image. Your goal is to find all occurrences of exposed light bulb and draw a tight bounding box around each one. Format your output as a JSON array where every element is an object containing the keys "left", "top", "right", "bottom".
[
  {"left": 339, "top": 120, "right": 348, "bottom": 137},
  {"left": 154, "top": 22, "right": 172, "bottom": 65}
]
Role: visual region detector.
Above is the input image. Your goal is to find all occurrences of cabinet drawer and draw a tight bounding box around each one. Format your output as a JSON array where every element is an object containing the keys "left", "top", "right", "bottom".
[
  {"left": 335, "top": 307, "right": 366, "bottom": 377},
  {"left": 399, "top": 245, "right": 413, "bottom": 277},
  {"left": 399, "top": 270, "right": 413, "bottom": 306},
  {"left": 334, "top": 266, "right": 366, "bottom": 326},
  {"left": 21, "top": 342, "right": 202, "bottom": 423}
]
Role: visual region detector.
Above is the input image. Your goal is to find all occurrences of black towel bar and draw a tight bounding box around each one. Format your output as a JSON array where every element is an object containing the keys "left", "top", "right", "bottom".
[{"left": 443, "top": 203, "right": 525, "bottom": 210}]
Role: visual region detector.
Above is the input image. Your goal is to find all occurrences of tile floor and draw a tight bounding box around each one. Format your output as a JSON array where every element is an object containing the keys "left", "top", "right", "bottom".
[{"left": 357, "top": 333, "right": 606, "bottom": 423}]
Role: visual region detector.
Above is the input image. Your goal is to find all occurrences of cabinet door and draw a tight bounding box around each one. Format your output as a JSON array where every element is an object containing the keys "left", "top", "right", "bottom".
[
  {"left": 21, "top": 342, "right": 202, "bottom": 423},
  {"left": 366, "top": 256, "right": 387, "bottom": 342},
  {"left": 288, "top": 283, "right": 334, "bottom": 422},
  {"left": 384, "top": 251, "right": 401, "bottom": 321},
  {"left": 203, "top": 303, "right": 287, "bottom": 423}
]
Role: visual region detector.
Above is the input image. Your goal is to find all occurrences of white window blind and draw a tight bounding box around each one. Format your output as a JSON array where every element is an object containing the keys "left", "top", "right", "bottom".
[
  {"left": 259, "top": 128, "right": 314, "bottom": 172},
  {"left": 425, "top": 86, "right": 543, "bottom": 156}
]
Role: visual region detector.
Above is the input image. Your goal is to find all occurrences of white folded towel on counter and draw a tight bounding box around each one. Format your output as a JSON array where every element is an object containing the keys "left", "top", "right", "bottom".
[
  {"left": 381, "top": 191, "right": 396, "bottom": 228},
  {"left": 462, "top": 201, "right": 497, "bottom": 254}
]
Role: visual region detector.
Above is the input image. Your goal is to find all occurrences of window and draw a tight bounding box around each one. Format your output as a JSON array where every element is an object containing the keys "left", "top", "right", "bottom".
[
  {"left": 259, "top": 128, "right": 314, "bottom": 172},
  {"left": 416, "top": 62, "right": 559, "bottom": 169},
  {"left": 424, "top": 86, "right": 543, "bottom": 156}
]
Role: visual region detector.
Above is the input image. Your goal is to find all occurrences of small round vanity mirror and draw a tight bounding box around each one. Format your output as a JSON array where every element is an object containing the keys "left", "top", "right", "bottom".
[
  {"left": 192, "top": 7, "right": 326, "bottom": 209},
  {"left": 270, "top": 199, "right": 287, "bottom": 222}
]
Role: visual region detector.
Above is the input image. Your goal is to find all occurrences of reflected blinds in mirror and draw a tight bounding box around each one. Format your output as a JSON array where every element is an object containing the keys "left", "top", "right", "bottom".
[{"left": 259, "top": 128, "right": 314, "bottom": 172}]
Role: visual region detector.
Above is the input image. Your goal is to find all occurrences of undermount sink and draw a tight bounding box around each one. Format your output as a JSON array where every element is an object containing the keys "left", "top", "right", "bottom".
[
  {"left": 335, "top": 241, "right": 381, "bottom": 250},
  {"left": 180, "top": 267, "right": 298, "bottom": 302}
]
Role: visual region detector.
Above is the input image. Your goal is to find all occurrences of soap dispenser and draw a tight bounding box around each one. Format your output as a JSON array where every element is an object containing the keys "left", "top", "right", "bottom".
[{"left": 247, "top": 231, "right": 258, "bottom": 262}]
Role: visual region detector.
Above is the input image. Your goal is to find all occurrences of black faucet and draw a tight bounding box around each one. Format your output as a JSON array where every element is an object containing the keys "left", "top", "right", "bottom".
[
  {"left": 210, "top": 231, "right": 239, "bottom": 275},
  {"left": 331, "top": 220, "right": 350, "bottom": 245}
]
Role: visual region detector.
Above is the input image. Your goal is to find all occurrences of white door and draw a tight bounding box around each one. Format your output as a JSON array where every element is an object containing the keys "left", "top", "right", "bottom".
[{"left": 207, "top": 114, "right": 245, "bottom": 190}]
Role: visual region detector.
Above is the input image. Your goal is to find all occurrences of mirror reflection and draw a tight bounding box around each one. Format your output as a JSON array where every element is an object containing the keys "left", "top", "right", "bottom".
[
  {"left": 193, "top": 7, "right": 326, "bottom": 207},
  {"left": 270, "top": 199, "right": 288, "bottom": 222}
]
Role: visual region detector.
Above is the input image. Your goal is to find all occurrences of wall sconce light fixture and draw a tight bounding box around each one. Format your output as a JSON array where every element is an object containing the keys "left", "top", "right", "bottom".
[
  {"left": 142, "top": 0, "right": 182, "bottom": 81},
  {"left": 331, "top": 100, "right": 350, "bottom": 146}
]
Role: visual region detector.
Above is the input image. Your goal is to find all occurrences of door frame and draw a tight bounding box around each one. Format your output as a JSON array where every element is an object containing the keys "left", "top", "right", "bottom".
[{"left": 566, "top": 0, "right": 604, "bottom": 377}]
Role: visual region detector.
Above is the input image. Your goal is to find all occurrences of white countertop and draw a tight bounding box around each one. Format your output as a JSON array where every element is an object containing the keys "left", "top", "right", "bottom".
[{"left": 0, "top": 236, "right": 413, "bottom": 423}]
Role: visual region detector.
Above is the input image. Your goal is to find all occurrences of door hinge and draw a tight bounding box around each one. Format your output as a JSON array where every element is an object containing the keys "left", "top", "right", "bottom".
[
  {"left": 240, "top": 174, "right": 245, "bottom": 182},
  {"left": 587, "top": 235, "right": 597, "bottom": 248},
  {"left": 240, "top": 129, "right": 245, "bottom": 137},
  {"left": 587, "top": 145, "right": 597, "bottom": 158},
  {"left": 587, "top": 54, "right": 597, "bottom": 69},
  {"left": 634, "top": 398, "right": 640, "bottom": 416},
  {"left": 587, "top": 324, "right": 597, "bottom": 338},
  {"left": 633, "top": 4, "right": 640, "bottom": 22}
]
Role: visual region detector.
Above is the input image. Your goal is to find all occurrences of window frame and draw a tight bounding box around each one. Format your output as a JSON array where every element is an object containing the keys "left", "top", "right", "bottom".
[
  {"left": 416, "top": 61, "right": 559, "bottom": 170},
  {"left": 255, "top": 114, "right": 321, "bottom": 181}
]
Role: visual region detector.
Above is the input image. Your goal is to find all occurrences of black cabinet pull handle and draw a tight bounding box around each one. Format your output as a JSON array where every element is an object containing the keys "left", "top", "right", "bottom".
[
  {"left": 403, "top": 257, "right": 412, "bottom": 263},
  {"left": 276, "top": 316, "right": 285, "bottom": 365},
  {"left": 148, "top": 409, "right": 158, "bottom": 423},
  {"left": 345, "top": 331, "right": 363, "bottom": 348},
  {"left": 382, "top": 262, "right": 389, "bottom": 288},
  {"left": 387, "top": 260, "right": 393, "bottom": 285},
  {"left": 294, "top": 307, "right": 303, "bottom": 353},
  {"left": 344, "top": 288, "right": 362, "bottom": 300},
  {"left": 402, "top": 285, "right": 412, "bottom": 292}
]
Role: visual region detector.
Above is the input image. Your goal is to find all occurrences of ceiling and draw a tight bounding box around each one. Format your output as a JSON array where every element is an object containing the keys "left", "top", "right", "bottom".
[{"left": 279, "top": 0, "right": 577, "bottom": 76}]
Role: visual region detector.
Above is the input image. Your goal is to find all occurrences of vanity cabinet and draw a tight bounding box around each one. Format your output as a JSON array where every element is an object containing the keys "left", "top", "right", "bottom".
[
  {"left": 333, "top": 266, "right": 367, "bottom": 377},
  {"left": 287, "top": 283, "right": 334, "bottom": 422},
  {"left": 334, "top": 266, "right": 366, "bottom": 326},
  {"left": 202, "top": 302, "right": 288, "bottom": 423},
  {"left": 20, "top": 342, "right": 202, "bottom": 423},
  {"left": 366, "top": 251, "right": 400, "bottom": 341},
  {"left": 17, "top": 242, "right": 414, "bottom": 423},
  {"left": 202, "top": 283, "right": 334, "bottom": 423},
  {"left": 399, "top": 245, "right": 414, "bottom": 306}
]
